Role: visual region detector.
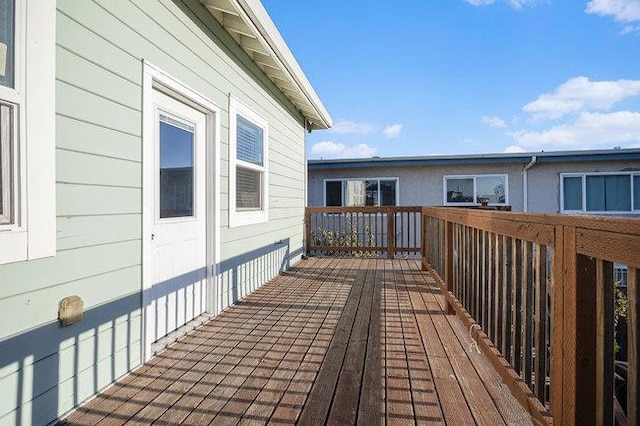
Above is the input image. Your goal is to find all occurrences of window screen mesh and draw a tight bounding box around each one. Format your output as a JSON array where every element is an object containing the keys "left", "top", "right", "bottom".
[
  {"left": 325, "top": 181, "right": 342, "bottom": 206},
  {"left": 0, "top": 103, "right": 12, "bottom": 224},
  {"left": 380, "top": 180, "right": 396, "bottom": 206},
  {"left": 236, "top": 166, "right": 261, "bottom": 210}
]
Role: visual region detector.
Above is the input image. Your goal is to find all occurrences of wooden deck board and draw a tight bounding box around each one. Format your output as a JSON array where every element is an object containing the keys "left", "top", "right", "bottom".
[{"left": 65, "top": 258, "right": 532, "bottom": 425}]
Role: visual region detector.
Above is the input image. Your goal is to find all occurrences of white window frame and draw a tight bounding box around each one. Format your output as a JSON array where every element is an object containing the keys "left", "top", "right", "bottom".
[
  {"left": 443, "top": 174, "right": 509, "bottom": 206},
  {"left": 229, "top": 97, "right": 268, "bottom": 227},
  {"left": 323, "top": 177, "right": 400, "bottom": 207},
  {"left": 0, "top": 103, "right": 15, "bottom": 225},
  {"left": 0, "top": 0, "right": 55, "bottom": 265},
  {"left": 560, "top": 171, "right": 640, "bottom": 214}
]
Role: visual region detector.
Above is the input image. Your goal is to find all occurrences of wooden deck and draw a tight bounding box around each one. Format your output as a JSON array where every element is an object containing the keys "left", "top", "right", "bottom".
[{"left": 64, "top": 258, "right": 532, "bottom": 425}]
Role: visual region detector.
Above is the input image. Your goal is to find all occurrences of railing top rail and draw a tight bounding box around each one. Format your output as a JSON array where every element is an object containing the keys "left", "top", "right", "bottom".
[
  {"left": 307, "top": 206, "right": 422, "bottom": 214},
  {"left": 422, "top": 206, "right": 640, "bottom": 236}
]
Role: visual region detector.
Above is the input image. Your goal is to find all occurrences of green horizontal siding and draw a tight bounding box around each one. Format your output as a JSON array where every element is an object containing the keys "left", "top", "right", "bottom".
[{"left": 0, "top": 0, "right": 308, "bottom": 423}]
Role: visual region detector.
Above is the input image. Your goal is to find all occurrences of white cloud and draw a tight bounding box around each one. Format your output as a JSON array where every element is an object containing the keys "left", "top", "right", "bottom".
[
  {"left": 509, "top": 111, "right": 640, "bottom": 149},
  {"left": 383, "top": 124, "right": 404, "bottom": 138},
  {"left": 523, "top": 76, "right": 640, "bottom": 120},
  {"left": 310, "top": 141, "right": 377, "bottom": 159},
  {"left": 465, "top": 0, "right": 542, "bottom": 7},
  {"left": 482, "top": 115, "right": 507, "bottom": 128},
  {"left": 504, "top": 145, "right": 526, "bottom": 153},
  {"left": 466, "top": 0, "right": 495, "bottom": 5},
  {"left": 586, "top": 0, "right": 640, "bottom": 22},
  {"left": 620, "top": 24, "right": 640, "bottom": 33},
  {"left": 507, "top": 0, "right": 542, "bottom": 9},
  {"left": 329, "top": 119, "right": 375, "bottom": 135}
]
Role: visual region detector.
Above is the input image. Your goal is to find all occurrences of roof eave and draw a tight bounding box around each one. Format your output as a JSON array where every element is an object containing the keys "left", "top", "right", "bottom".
[
  {"left": 200, "top": 0, "right": 332, "bottom": 130},
  {"left": 308, "top": 148, "right": 640, "bottom": 169}
]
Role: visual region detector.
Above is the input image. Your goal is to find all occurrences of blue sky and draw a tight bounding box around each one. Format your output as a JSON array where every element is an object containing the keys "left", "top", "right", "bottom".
[{"left": 262, "top": 0, "right": 640, "bottom": 159}]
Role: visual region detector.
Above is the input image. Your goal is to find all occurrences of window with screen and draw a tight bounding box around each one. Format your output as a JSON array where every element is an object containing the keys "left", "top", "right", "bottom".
[
  {"left": 229, "top": 98, "right": 268, "bottom": 227},
  {"left": 235, "top": 115, "right": 264, "bottom": 210}
]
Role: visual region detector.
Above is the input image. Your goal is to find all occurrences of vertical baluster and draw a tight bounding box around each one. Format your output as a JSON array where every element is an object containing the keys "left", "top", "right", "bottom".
[
  {"left": 523, "top": 241, "right": 534, "bottom": 389},
  {"left": 413, "top": 212, "right": 420, "bottom": 253},
  {"left": 534, "top": 244, "right": 549, "bottom": 403},
  {"left": 595, "top": 259, "right": 614, "bottom": 425},
  {"left": 628, "top": 267, "right": 639, "bottom": 425},
  {"left": 486, "top": 233, "right": 497, "bottom": 343},
  {"left": 512, "top": 238, "right": 523, "bottom": 375},
  {"left": 473, "top": 230, "right": 484, "bottom": 324},
  {"left": 451, "top": 223, "right": 457, "bottom": 296},
  {"left": 502, "top": 236, "right": 512, "bottom": 362},
  {"left": 484, "top": 231, "right": 490, "bottom": 334},
  {"left": 495, "top": 234, "right": 504, "bottom": 350},
  {"left": 482, "top": 230, "right": 488, "bottom": 330},
  {"left": 459, "top": 224, "right": 463, "bottom": 302}
]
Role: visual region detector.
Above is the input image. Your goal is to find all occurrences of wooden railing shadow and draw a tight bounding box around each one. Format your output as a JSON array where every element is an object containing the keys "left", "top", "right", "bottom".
[
  {"left": 421, "top": 207, "right": 639, "bottom": 426},
  {"left": 305, "top": 206, "right": 639, "bottom": 425}
]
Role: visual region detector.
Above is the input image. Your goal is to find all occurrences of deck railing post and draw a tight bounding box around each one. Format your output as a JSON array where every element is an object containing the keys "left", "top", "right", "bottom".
[
  {"left": 444, "top": 220, "right": 454, "bottom": 315},
  {"left": 305, "top": 209, "right": 312, "bottom": 255},
  {"left": 421, "top": 211, "right": 428, "bottom": 269},
  {"left": 387, "top": 208, "right": 395, "bottom": 259},
  {"left": 551, "top": 225, "right": 565, "bottom": 419},
  {"left": 557, "top": 225, "right": 599, "bottom": 425},
  {"left": 629, "top": 268, "right": 639, "bottom": 426}
]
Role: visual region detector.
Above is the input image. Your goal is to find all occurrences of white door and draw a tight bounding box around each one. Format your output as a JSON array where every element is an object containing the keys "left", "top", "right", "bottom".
[{"left": 144, "top": 90, "right": 207, "bottom": 354}]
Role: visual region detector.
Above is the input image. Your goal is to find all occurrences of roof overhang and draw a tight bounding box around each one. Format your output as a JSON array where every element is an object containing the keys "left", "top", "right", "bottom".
[
  {"left": 308, "top": 148, "right": 640, "bottom": 170},
  {"left": 200, "top": 0, "right": 332, "bottom": 130}
]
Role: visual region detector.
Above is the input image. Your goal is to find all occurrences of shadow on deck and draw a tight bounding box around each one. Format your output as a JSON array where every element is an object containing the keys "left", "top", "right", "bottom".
[{"left": 64, "top": 258, "right": 532, "bottom": 425}]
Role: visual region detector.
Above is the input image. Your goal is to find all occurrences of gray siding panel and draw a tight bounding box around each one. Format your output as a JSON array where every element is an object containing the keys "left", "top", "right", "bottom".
[
  {"left": 309, "top": 164, "right": 525, "bottom": 210},
  {"left": 1, "top": 0, "right": 308, "bottom": 423},
  {"left": 309, "top": 159, "right": 640, "bottom": 214}
]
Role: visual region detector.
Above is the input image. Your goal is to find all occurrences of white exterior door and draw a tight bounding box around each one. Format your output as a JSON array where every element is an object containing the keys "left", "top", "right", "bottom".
[{"left": 144, "top": 89, "right": 207, "bottom": 354}]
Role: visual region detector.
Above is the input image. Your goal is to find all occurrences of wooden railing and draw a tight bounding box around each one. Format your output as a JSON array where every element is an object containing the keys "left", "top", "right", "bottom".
[
  {"left": 421, "top": 207, "right": 639, "bottom": 425},
  {"left": 305, "top": 207, "right": 421, "bottom": 258}
]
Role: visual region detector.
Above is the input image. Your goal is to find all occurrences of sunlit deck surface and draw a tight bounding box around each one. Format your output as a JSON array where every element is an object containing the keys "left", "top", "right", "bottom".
[{"left": 65, "top": 258, "right": 532, "bottom": 425}]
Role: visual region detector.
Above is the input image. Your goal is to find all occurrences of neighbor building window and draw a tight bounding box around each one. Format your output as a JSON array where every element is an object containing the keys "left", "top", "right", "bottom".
[
  {"left": 229, "top": 98, "right": 268, "bottom": 227},
  {"left": 324, "top": 178, "right": 398, "bottom": 206},
  {"left": 561, "top": 172, "right": 640, "bottom": 213},
  {"left": 0, "top": 0, "right": 56, "bottom": 264},
  {"left": 444, "top": 175, "right": 508, "bottom": 206}
]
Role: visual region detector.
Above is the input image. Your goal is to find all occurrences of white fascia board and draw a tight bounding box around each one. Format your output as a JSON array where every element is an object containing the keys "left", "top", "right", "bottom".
[{"left": 228, "top": 0, "right": 332, "bottom": 130}]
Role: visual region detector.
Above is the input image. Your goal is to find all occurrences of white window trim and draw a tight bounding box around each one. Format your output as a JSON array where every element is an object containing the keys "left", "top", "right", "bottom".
[
  {"left": 323, "top": 177, "right": 400, "bottom": 207},
  {"left": 229, "top": 97, "right": 269, "bottom": 227},
  {"left": 560, "top": 171, "right": 640, "bottom": 214},
  {"left": 443, "top": 174, "right": 509, "bottom": 206},
  {"left": 0, "top": 0, "right": 56, "bottom": 265}
]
